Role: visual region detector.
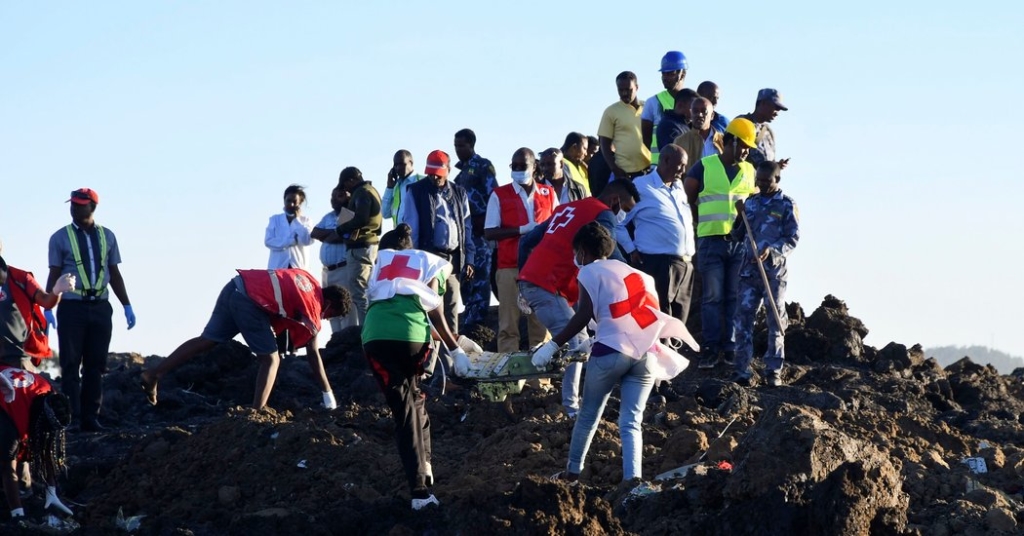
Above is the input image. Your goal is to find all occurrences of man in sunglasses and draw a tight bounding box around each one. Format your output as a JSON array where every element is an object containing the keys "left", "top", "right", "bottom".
[{"left": 46, "top": 188, "right": 134, "bottom": 432}]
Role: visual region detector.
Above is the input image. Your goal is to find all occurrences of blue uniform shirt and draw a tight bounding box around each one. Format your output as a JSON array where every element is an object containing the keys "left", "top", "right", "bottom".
[
  {"left": 732, "top": 189, "right": 799, "bottom": 277},
  {"left": 454, "top": 154, "right": 498, "bottom": 218}
]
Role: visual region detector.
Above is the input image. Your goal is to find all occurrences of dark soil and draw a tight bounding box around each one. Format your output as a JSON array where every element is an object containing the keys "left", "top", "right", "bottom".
[{"left": 8, "top": 295, "right": 1024, "bottom": 535}]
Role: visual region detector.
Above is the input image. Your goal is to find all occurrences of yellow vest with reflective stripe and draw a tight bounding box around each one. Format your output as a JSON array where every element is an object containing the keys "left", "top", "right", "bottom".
[
  {"left": 649, "top": 91, "right": 675, "bottom": 165},
  {"left": 696, "top": 156, "right": 756, "bottom": 237},
  {"left": 65, "top": 224, "right": 108, "bottom": 296}
]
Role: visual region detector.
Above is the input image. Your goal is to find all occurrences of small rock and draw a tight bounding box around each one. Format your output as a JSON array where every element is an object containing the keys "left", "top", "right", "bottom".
[
  {"left": 218, "top": 486, "right": 240, "bottom": 505},
  {"left": 985, "top": 507, "right": 1017, "bottom": 532},
  {"left": 142, "top": 440, "right": 170, "bottom": 458}
]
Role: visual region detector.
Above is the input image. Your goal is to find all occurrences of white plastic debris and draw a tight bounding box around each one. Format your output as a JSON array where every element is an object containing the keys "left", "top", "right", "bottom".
[
  {"left": 115, "top": 507, "right": 146, "bottom": 532},
  {"left": 297, "top": 459, "right": 308, "bottom": 469},
  {"left": 962, "top": 457, "right": 988, "bottom": 474},
  {"left": 979, "top": 440, "right": 991, "bottom": 450}
]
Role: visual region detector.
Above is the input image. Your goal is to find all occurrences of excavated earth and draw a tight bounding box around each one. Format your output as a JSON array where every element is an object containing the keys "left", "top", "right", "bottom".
[{"left": 7, "top": 295, "right": 1024, "bottom": 535}]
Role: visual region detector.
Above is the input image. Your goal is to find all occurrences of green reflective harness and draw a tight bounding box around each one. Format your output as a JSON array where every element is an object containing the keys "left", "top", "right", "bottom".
[{"left": 65, "top": 224, "right": 108, "bottom": 298}]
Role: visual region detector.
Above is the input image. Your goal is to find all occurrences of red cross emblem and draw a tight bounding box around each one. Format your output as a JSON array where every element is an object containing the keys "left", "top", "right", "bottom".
[
  {"left": 2, "top": 368, "right": 33, "bottom": 388},
  {"left": 378, "top": 255, "right": 420, "bottom": 281},
  {"left": 608, "top": 273, "right": 658, "bottom": 329}
]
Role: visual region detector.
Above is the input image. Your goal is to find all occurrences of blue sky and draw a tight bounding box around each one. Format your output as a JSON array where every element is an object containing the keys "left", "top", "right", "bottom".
[{"left": 3, "top": 2, "right": 1023, "bottom": 360}]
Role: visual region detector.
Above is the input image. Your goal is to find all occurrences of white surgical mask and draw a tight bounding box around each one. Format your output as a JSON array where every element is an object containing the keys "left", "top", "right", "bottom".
[
  {"left": 573, "top": 256, "right": 582, "bottom": 269},
  {"left": 614, "top": 209, "right": 627, "bottom": 224},
  {"left": 510, "top": 170, "right": 532, "bottom": 185}
]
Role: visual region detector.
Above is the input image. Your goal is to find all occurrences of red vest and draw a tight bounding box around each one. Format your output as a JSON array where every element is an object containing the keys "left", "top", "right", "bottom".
[
  {"left": 6, "top": 267, "right": 51, "bottom": 362},
  {"left": 237, "top": 269, "right": 322, "bottom": 348},
  {"left": 0, "top": 365, "right": 53, "bottom": 458},
  {"left": 494, "top": 183, "right": 556, "bottom": 269},
  {"left": 518, "top": 198, "right": 611, "bottom": 305}
]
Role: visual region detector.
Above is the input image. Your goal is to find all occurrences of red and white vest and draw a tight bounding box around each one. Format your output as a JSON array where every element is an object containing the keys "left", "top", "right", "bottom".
[
  {"left": 238, "top": 269, "right": 322, "bottom": 348},
  {"left": 576, "top": 260, "right": 698, "bottom": 379},
  {"left": 367, "top": 249, "right": 452, "bottom": 312},
  {"left": 494, "top": 183, "right": 557, "bottom": 269},
  {"left": 0, "top": 365, "right": 53, "bottom": 458},
  {"left": 518, "top": 197, "right": 610, "bottom": 305}
]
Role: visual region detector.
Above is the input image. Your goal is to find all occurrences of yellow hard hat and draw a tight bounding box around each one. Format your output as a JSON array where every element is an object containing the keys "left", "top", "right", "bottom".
[{"left": 725, "top": 118, "right": 758, "bottom": 149}]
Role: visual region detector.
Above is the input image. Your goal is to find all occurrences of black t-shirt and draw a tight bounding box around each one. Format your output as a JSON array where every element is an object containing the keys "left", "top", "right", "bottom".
[
  {"left": 0, "top": 280, "right": 28, "bottom": 364},
  {"left": 588, "top": 150, "right": 612, "bottom": 197}
]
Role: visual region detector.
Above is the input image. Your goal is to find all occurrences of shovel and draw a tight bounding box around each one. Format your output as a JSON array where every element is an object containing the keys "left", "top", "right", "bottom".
[{"left": 735, "top": 200, "right": 785, "bottom": 335}]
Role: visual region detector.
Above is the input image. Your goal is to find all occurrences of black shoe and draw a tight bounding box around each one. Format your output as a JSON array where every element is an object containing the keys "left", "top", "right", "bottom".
[
  {"left": 697, "top": 352, "right": 719, "bottom": 370},
  {"left": 765, "top": 370, "right": 783, "bottom": 387},
  {"left": 729, "top": 374, "right": 752, "bottom": 387},
  {"left": 721, "top": 351, "right": 736, "bottom": 366},
  {"left": 80, "top": 417, "right": 107, "bottom": 432}
]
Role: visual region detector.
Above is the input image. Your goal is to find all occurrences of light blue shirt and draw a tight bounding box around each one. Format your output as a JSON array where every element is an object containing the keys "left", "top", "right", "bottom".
[
  {"left": 315, "top": 210, "right": 347, "bottom": 266},
  {"left": 433, "top": 194, "right": 458, "bottom": 251},
  {"left": 616, "top": 170, "right": 695, "bottom": 257}
]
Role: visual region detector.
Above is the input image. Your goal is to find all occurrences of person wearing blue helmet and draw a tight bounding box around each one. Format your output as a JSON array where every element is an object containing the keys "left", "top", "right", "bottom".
[{"left": 641, "top": 51, "right": 688, "bottom": 167}]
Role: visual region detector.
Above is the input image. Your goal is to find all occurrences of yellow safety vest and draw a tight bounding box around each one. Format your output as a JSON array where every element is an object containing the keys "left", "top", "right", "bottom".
[
  {"left": 649, "top": 90, "right": 675, "bottom": 165},
  {"left": 696, "top": 156, "right": 756, "bottom": 237},
  {"left": 65, "top": 224, "right": 108, "bottom": 297}
]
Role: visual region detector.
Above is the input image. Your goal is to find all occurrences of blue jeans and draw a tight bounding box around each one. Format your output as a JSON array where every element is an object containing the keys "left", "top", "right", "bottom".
[
  {"left": 733, "top": 272, "right": 788, "bottom": 379},
  {"left": 696, "top": 237, "right": 745, "bottom": 354},
  {"left": 518, "top": 281, "right": 586, "bottom": 412},
  {"left": 567, "top": 351, "right": 655, "bottom": 481}
]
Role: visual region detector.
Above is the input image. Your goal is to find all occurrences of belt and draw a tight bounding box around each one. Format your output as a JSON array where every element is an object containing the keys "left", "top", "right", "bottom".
[
  {"left": 324, "top": 261, "right": 347, "bottom": 271},
  {"left": 642, "top": 252, "right": 692, "bottom": 263}
]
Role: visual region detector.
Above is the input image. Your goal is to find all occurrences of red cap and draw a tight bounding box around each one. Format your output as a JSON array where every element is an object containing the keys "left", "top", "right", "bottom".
[
  {"left": 67, "top": 188, "right": 100, "bottom": 205},
  {"left": 424, "top": 150, "right": 450, "bottom": 178}
]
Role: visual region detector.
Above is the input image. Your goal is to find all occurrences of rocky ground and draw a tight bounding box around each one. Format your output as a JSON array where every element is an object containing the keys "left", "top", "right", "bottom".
[{"left": 7, "top": 295, "right": 1024, "bottom": 535}]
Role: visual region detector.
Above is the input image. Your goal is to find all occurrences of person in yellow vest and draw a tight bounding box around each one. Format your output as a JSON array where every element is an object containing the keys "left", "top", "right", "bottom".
[
  {"left": 682, "top": 119, "right": 759, "bottom": 370},
  {"left": 46, "top": 188, "right": 135, "bottom": 433},
  {"left": 483, "top": 148, "right": 558, "bottom": 352},
  {"left": 381, "top": 150, "right": 421, "bottom": 227},
  {"left": 559, "top": 132, "right": 591, "bottom": 197},
  {"left": 641, "top": 51, "right": 688, "bottom": 166}
]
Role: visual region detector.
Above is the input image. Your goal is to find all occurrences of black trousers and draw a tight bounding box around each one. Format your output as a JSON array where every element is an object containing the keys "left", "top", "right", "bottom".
[
  {"left": 640, "top": 253, "right": 694, "bottom": 324},
  {"left": 57, "top": 300, "right": 113, "bottom": 420},
  {"left": 363, "top": 339, "right": 433, "bottom": 493}
]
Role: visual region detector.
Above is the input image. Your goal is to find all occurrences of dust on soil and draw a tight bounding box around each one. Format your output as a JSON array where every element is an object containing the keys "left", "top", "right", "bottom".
[{"left": 9, "top": 296, "right": 1024, "bottom": 535}]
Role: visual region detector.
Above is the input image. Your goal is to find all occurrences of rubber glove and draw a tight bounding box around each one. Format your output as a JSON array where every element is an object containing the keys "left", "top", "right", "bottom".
[
  {"left": 531, "top": 341, "right": 559, "bottom": 368},
  {"left": 519, "top": 221, "right": 537, "bottom": 235},
  {"left": 457, "top": 335, "right": 483, "bottom": 355},
  {"left": 10, "top": 507, "right": 24, "bottom": 518},
  {"left": 516, "top": 294, "right": 533, "bottom": 315},
  {"left": 52, "top": 274, "right": 76, "bottom": 294},
  {"left": 124, "top": 305, "right": 136, "bottom": 330},
  {"left": 322, "top": 391, "right": 337, "bottom": 410},
  {"left": 575, "top": 338, "right": 593, "bottom": 355},
  {"left": 44, "top": 309, "right": 57, "bottom": 331},
  {"left": 451, "top": 348, "right": 471, "bottom": 377},
  {"left": 45, "top": 486, "right": 72, "bottom": 516}
]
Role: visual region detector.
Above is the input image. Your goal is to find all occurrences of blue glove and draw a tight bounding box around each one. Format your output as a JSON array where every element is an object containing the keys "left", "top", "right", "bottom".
[
  {"left": 124, "top": 305, "right": 136, "bottom": 330},
  {"left": 44, "top": 309, "right": 57, "bottom": 332}
]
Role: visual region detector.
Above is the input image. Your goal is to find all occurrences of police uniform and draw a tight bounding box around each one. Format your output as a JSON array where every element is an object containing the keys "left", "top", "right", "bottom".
[
  {"left": 453, "top": 154, "right": 498, "bottom": 329},
  {"left": 731, "top": 190, "right": 799, "bottom": 380}
]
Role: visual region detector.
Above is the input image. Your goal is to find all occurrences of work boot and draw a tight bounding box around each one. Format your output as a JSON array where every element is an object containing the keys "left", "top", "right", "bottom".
[
  {"left": 765, "top": 370, "right": 783, "bottom": 387},
  {"left": 697, "top": 350, "right": 719, "bottom": 370},
  {"left": 729, "top": 373, "right": 752, "bottom": 387},
  {"left": 721, "top": 351, "right": 736, "bottom": 366}
]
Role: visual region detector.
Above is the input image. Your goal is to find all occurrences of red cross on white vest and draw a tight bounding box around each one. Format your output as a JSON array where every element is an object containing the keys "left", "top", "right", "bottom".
[
  {"left": 608, "top": 273, "right": 658, "bottom": 329},
  {"left": 378, "top": 255, "right": 420, "bottom": 281}
]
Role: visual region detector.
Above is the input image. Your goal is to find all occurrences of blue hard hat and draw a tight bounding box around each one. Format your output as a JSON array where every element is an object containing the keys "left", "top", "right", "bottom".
[{"left": 660, "top": 51, "right": 688, "bottom": 72}]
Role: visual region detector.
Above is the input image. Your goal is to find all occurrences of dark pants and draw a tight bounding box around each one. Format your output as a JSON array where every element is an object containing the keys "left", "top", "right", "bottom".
[
  {"left": 443, "top": 273, "right": 461, "bottom": 334},
  {"left": 640, "top": 253, "right": 694, "bottom": 324},
  {"left": 57, "top": 299, "right": 113, "bottom": 420},
  {"left": 364, "top": 339, "right": 433, "bottom": 494}
]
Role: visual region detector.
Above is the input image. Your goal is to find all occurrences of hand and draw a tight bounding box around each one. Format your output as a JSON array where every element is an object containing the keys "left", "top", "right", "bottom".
[
  {"left": 531, "top": 341, "right": 559, "bottom": 369},
  {"left": 52, "top": 274, "right": 76, "bottom": 294},
  {"left": 451, "top": 348, "right": 471, "bottom": 377},
  {"left": 45, "top": 486, "right": 72, "bottom": 516},
  {"left": 386, "top": 169, "right": 399, "bottom": 188},
  {"left": 124, "top": 305, "right": 137, "bottom": 330},
  {"left": 519, "top": 222, "right": 537, "bottom": 235},
  {"left": 44, "top": 309, "right": 57, "bottom": 332},
  {"left": 457, "top": 335, "right": 483, "bottom": 354},
  {"left": 758, "top": 248, "right": 771, "bottom": 263},
  {"left": 778, "top": 158, "right": 790, "bottom": 170},
  {"left": 516, "top": 294, "right": 533, "bottom": 315},
  {"left": 322, "top": 391, "right": 337, "bottom": 410},
  {"left": 630, "top": 250, "right": 643, "bottom": 267},
  {"left": 575, "top": 338, "right": 593, "bottom": 355},
  {"left": 463, "top": 264, "right": 475, "bottom": 280}
]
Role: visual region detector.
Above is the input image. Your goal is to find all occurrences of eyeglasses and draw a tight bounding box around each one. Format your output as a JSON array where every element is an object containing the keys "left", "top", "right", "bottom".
[{"left": 510, "top": 163, "right": 529, "bottom": 171}]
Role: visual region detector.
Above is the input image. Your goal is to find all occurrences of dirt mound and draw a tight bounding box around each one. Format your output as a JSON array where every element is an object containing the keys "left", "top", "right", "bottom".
[{"left": 13, "top": 295, "right": 1024, "bottom": 535}]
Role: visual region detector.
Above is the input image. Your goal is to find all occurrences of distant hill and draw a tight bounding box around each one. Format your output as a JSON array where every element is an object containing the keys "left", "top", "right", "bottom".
[{"left": 925, "top": 345, "right": 1024, "bottom": 374}]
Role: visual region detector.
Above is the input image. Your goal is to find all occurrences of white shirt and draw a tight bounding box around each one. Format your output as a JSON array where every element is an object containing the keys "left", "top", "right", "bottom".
[
  {"left": 265, "top": 212, "right": 314, "bottom": 269},
  {"left": 616, "top": 170, "right": 695, "bottom": 257},
  {"left": 641, "top": 94, "right": 665, "bottom": 127},
  {"left": 484, "top": 181, "right": 537, "bottom": 229}
]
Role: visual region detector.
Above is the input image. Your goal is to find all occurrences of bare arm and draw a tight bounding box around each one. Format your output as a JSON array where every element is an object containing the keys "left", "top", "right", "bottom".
[
  {"left": 641, "top": 119, "right": 654, "bottom": 150},
  {"left": 426, "top": 279, "right": 459, "bottom": 350},
  {"left": 551, "top": 286, "right": 594, "bottom": 347},
  {"left": 45, "top": 267, "right": 61, "bottom": 294},
  {"left": 304, "top": 337, "right": 332, "bottom": 394},
  {"left": 107, "top": 264, "right": 131, "bottom": 307},
  {"left": 683, "top": 176, "right": 700, "bottom": 229}
]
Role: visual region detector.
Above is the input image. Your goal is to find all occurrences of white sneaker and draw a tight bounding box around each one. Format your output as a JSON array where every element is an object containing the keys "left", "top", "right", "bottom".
[{"left": 411, "top": 494, "right": 440, "bottom": 510}]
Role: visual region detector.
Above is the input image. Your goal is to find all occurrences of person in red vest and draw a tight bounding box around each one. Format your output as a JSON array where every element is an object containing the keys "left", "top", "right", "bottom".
[
  {"left": 140, "top": 269, "right": 352, "bottom": 410},
  {"left": 0, "top": 254, "right": 75, "bottom": 371},
  {"left": 516, "top": 179, "right": 640, "bottom": 418},
  {"left": 483, "top": 148, "right": 558, "bottom": 353},
  {"left": 0, "top": 365, "right": 74, "bottom": 520}
]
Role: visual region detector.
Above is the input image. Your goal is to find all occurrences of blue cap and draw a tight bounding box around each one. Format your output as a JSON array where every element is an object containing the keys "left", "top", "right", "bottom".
[{"left": 757, "top": 89, "right": 788, "bottom": 111}]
